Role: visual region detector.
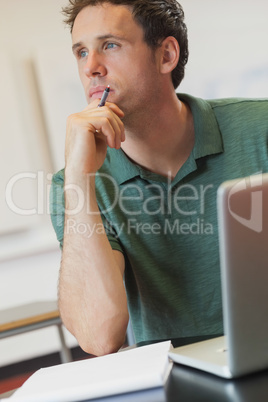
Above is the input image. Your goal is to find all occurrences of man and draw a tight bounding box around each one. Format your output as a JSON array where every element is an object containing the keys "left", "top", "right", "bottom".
[{"left": 50, "top": 0, "right": 268, "bottom": 356}]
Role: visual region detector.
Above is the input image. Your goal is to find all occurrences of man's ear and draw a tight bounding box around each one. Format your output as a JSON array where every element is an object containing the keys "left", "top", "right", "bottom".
[{"left": 158, "top": 36, "right": 180, "bottom": 75}]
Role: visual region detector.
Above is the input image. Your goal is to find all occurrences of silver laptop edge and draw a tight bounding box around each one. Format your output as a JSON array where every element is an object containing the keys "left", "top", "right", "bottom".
[{"left": 169, "top": 173, "right": 268, "bottom": 378}]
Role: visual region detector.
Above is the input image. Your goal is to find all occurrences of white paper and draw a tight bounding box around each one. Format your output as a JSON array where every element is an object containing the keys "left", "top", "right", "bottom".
[{"left": 6, "top": 341, "right": 172, "bottom": 402}]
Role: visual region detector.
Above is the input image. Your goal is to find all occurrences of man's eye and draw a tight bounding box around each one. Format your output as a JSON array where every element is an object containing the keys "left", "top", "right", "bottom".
[
  {"left": 105, "top": 43, "right": 118, "bottom": 50},
  {"left": 79, "top": 49, "right": 88, "bottom": 58}
]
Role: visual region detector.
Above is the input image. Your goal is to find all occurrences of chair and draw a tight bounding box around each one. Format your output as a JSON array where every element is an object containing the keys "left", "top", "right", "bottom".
[{"left": 0, "top": 300, "right": 72, "bottom": 364}]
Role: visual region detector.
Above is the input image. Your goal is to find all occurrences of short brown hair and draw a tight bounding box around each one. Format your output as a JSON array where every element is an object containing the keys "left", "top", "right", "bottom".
[{"left": 62, "top": 0, "right": 189, "bottom": 88}]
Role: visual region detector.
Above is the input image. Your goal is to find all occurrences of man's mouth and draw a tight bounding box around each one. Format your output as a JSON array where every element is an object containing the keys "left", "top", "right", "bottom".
[{"left": 89, "top": 86, "right": 109, "bottom": 99}]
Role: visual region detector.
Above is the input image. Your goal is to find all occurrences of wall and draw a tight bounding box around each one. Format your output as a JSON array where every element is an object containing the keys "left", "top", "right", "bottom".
[
  {"left": 179, "top": 0, "right": 268, "bottom": 98},
  {"left": 0, "top": 0, "right": 267, "bottom": 367},
  {"left": 0, "top": 0, "right": 79, "bottom": 367}
]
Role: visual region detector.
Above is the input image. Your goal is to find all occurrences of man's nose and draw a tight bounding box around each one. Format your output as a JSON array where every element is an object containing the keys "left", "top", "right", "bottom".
[{"left": 84, "top": 51, "right": 107, "bottom": 78}]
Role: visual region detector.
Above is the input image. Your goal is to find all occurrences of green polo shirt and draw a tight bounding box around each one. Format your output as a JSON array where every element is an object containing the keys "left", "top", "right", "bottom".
[{"left": 50, "top": 94, "right": 268, "bottom": 343}]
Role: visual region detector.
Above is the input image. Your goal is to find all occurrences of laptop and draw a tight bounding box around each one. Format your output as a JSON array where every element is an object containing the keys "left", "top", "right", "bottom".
[{"left": 169, "top": 172, "right": 268, "bottom": 378}]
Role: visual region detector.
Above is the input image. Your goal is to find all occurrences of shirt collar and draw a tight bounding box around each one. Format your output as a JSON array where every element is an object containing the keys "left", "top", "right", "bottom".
[
  {"left": 105, "top": 147, "right": 141, "bottom": 185},
  {"left": 105, "top": 93, "right": 224, "bottom": 185},
  {"left": 179, "top": 93, "right": 223, "bottom": 159}
]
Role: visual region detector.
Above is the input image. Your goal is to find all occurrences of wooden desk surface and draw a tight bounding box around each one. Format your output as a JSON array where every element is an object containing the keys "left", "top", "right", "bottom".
[{"left": 0, "top": 301, "right": 60, "bottom": 332}]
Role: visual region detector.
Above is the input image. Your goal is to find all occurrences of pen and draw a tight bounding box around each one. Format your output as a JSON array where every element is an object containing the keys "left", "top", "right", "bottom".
[{"left": 98, "top": 86, "right": 110, "bottom": 107}]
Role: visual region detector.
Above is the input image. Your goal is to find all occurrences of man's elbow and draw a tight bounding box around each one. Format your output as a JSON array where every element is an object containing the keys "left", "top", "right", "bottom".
[{"left": 76, "top": 311, "right": 130, "bottom": 357}]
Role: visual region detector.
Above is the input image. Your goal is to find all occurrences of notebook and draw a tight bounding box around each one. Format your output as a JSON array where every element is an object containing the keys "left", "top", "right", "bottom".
[
  {"left": 7, "top": 341, "right": 172, "bottom": 401},
  {"left": 169, "top": 172, "right": 268, "bottom": 378}
]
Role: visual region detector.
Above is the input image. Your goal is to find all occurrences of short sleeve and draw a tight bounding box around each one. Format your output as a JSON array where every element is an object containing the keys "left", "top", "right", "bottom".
[
  {"left": 100, "top": 213, "right": 125, "bottom": 255},
  {"left": 49, "top": 169, "right": 125, "bottom": 254}
]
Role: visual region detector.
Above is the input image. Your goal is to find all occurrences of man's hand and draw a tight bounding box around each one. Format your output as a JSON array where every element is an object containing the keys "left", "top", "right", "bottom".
[
  {"left": 65, "top": 100, "right": 125, "bottom": 175},
  {"left": 60, "top": 100, "right": 128, "bottom": 356}
]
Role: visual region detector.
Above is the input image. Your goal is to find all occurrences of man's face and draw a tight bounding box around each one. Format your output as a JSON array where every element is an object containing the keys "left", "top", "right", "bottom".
[{"left": 72, "top": 3, "right": 161, "bottom": 117}]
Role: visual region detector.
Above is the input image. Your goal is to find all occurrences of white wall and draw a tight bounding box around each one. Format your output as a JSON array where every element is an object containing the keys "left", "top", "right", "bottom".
[
  {"left": 0, "top": 0, "right": 79, "bottom": 367},
  {"left": 179, "top": 0, "right": 268, "bottom": 98},
  {"left": 0, "top": 0, "right": 267, "bottom": 367}
]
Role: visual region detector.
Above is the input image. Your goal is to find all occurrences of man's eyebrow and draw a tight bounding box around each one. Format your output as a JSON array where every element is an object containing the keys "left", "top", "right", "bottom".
[
  {"left": 96, "top": 34, "right": 126, "bottom": 41},
  {"left": 72, "top": 34, "right": 126, "bottom": 53},
  {"left": 72, "top": 42, "right": 82, "bottom": 53}
]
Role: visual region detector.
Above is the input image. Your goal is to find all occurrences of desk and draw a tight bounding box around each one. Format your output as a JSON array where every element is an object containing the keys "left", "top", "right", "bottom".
[
  {"left": 166, "top": 364, "right": 268, "bottom": 402},
  {"left": 1, "top": 337, "right": 268, "bottom": 401},
  {"left": 86, "top": 336, "right": 268, "bottom": 402},
  {"left": 84, "top": 359, "right": 268, "bottom": 402},
  {"left": 0, "top": 301, "right": 72, "bottom": 364}
]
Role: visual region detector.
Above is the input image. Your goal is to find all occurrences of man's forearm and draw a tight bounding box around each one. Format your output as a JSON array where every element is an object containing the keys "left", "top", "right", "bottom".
[{"left": 59, "top": 173, "right": 129, "bottom": 356}]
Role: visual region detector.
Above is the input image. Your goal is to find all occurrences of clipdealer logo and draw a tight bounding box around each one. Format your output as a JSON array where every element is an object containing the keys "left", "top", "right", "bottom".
[{"left": 228, "top": 174, "right": 263, "bottom": 233}]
